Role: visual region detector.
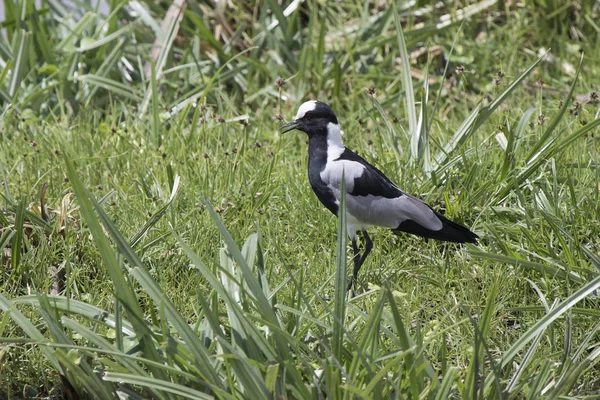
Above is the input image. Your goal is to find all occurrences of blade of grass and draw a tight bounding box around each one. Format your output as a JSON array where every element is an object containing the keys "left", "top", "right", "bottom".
[
  {"left": 469, "top": 250, "right": 584, "bottom": 284},
  {"left": 128, "top": 174, "right": 179, "bottom": 248},
  {"left": 13, "top": 295, "right": 135, "bottom": 335},
  {"left": 494, "top": 116, "right": 600, "bottom": 202},
  {"left": 332, "top": 171, "right": 347, "bottom": 362},
  {"left": 393, "top": 1, "right": 418, "bottom": 161},
  {"left": 78, "top": 194, "right": 223, "bottom": 387},
  {"left": 492, "top": 273, "right": 600, "bottom": 376},
  {"left": 432, "top": 105, "right": 480, "bottom": 170},
  {"left": 9, "top": 29, "right": 31, "bottom": 98},
  {"left": 102, "top": 372, "right": 214, "bottom": 400},
  {"left": 203, "top": 199, "right": 289, "bottom": 355},
  {"left": 55, "top": 12, "right": 97, "bottom": 51},
  {"left": 0, "top": 293, "right": 62, "bottom": 372},
  {"left": 77, "top": 74, "right": 141, "bottom": 101},
  {"left": 11, "top": 197, "right": 26, "bottom": 272},
  {"left": 434, "top": 367, "right": 459, "bottom": 400},
  {"left": 139, "top": 0, "right": 186, "bottom": 115},
  {"left": 473, "top": 51, "right": 547, "bottom": 132},
  {"left": 64, "top": 156, "right": 170, "bottom": 382},
  {"left": 150, "top": 61, "right": 160, "bottom": 146},
  {"left": 501, "top": 107, "right": 536, "bottom": 180}
]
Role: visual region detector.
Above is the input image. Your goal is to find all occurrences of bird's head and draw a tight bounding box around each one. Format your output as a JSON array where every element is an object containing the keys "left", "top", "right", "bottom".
[{"left": 280, "top": 100, "right": 339, "bottom": 137}]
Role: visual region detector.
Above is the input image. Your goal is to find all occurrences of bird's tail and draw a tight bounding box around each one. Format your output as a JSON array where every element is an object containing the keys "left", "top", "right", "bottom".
[{"left": 393, "top": 213, "right": 478, "bottom": 244}]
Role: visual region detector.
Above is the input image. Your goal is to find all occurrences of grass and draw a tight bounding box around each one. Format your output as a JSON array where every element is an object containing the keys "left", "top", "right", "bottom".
[{"left": 1, "top": 0, "right": 600, "bottom": 398}]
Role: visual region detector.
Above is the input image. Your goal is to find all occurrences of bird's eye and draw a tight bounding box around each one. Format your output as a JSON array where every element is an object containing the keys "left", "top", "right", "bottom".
[{"left": 305, "top": 114, "right": 312, "bottom": 120}]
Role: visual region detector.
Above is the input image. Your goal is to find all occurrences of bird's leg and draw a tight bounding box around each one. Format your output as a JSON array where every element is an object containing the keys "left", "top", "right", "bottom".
[
  {"left": 359, "top": 231, "right": 373, "bottom": 266},
  {"left": 346, "top": 231, "right": 373, "bottom": 295},
  {"left": 346, "top": 238, "right": 362, "bottom": 295}
]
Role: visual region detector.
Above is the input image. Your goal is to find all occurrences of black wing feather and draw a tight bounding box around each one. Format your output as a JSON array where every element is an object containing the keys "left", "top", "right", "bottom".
[
  {"left": 336, "top": 149, "right": 403, "bottom": 198},
  {"left": 395, "top": 212, "right": 478, "bottom": 243}
]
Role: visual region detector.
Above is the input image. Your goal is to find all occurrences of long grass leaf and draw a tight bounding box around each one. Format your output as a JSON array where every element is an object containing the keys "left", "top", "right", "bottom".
[
  {"left": 393, "top": 1, "right": 418, "bottom": 160},
  {"left": 129, "top": 175, "right": 179, "bottom": 248},
  {"left": 435, "top": 366, "right": 459, "bottom": 400},
  {"left": 77, "top": 74, "right": 141, "bottom": 101},
  {"left": 332, "top": 171, "right": 347, "bottom": 362},
  {"left": 494, "top": 117, "right": 600, "bottom": 202},
  {"left": 469, "top": 250, "right": 583, "bottom": 284},
  {"left": 9, "top": 30, "right": 31, "bottom": 98},
  {"left": 11, "top": 197, "right": 26, "bottom": 272},
  {"left": 13, "top": 295, "right": 135, "bottom": 335},
  {"left": 369, "top": 97, "right": 403, "bottom": 162},
  {"left": 473, "top": 51, "right": 547, "bottom": 132},
  {"left": 55, "top": 12, "right": 97, "bottom": 51},
  {"left": 64, "top": 157, "right": 170, "bottom": 381},
  {"left": 432, "top": 105, "right": 480, "bottom": 170},
  {"left": 498, "top": 274, "right": 600, "bottom": 369},
  {"left": 76, "top": 22, "right": 135, "bottom": 52},
  {"left": 0, "top": 293, "right": 62, "bottom": 372},
  {"left": 0, "top": 293, "right": 59, "bottom": 374},
  {"left": 203, "top": 201, "right": 286, "bottom": 345},
  {"left": 103, "top": 372, "right": 214, "bottom": 399},
  {"left": 501, "top": 107, "right": 536, "bottom": 180}
]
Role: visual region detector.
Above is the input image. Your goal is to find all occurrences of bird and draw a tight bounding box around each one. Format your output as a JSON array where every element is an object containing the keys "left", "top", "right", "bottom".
[{"left": 280, "top": 100, "right": 478, "bottom": 293}]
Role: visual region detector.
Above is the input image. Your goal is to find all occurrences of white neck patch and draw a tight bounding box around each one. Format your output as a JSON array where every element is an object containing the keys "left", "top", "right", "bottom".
[
  {"left": 295, "top": 100, "right": 317, "bottom": 120},
  {"left": 326, "top": 122, "right": 345, "bottom": 161}
]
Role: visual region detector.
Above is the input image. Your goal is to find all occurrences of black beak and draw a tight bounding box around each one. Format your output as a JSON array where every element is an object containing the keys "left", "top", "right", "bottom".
[{"left": 279, "top": 119, "right": 298, "bottom": 134}]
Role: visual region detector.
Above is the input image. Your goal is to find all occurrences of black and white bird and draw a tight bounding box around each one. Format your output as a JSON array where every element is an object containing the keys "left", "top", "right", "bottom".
[{"left": 280, "top": 100, "right": 478, "bottom": 293}]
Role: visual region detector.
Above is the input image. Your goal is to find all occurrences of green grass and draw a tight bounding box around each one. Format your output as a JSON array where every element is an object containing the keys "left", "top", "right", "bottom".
[{"left": 1, "top": 0, "right": 600, "bottom": 398}]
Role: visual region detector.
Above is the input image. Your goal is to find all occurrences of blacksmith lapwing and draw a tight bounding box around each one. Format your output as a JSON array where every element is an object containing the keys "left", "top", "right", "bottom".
[{"left": 280, "top": 100, "right": 478, "bottom": 293}]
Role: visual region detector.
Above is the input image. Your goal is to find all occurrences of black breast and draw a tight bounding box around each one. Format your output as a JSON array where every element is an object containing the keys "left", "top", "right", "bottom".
[{"left": 307, "top": 135, "right": 338, "bottom": 216}]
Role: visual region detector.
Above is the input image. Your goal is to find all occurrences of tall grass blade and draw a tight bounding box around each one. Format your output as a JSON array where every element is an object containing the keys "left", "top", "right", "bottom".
[
  {"left": 420, "top": 64, "right": 430, "bottom": 174},
  {"left": 65, "top": 157, "right": 173, "bottom": 382},
  {"left": 432, "top": 105, "right": 480, "bottom": 170},
  {"left": 185, "top": 12, "right": 227, "bottom": 60},
  {"left": 77, "top": 74, "right": 141, "bottom": 101},
  {"left": 13, "top": 295, "right": 135, "bottom": 334},
  {"left": 140, "top": 1, "right": 185, "bottom": 115},
  {"left": 332, "top": 171, "right": 347, "bottom": 363},
  {"left": 393, "top": 1, "right": 418, "bottom": 161},
  {"left": 496, "top": 274, "right": 600, "bottom": 371},
  {"left": 501, "top": 107, "right": 536, "bottom": 180},
  {"left": 76, "top": 22, "right": 134, "bottom": 52},
  {"left": 11, "top": 197, "right": 26, "bottom": 272},
  {"left": 203, "top": 199, "right": 284, "bottom": 337},
  {"left": 54, "top": 351, "right": 114, "bottom": 400},
  {"left": 473, "top": 51, "right": 547, "bottom": 132},
  {"left": 370, "top": 97, "right": 403, "bottom": 160},
  {"left": 0, "top": 293, "right": 62, "bottom": 372},
  {"left": 469, "top": 250, "right": 584, "bottom": 284},
  {"left": 435, "top": 366, "right": 459, "bottom": 400},
  {"left": 384, "top": 286, "right": 436, "bottom": 393},
  {"left": 506, "top": 321, "right": 545, "bottom": 393},
  {"left": 9, "top": 30, "right": 31, "bottom": 98},
  {"left": 150, "top": 62, "right": 160, "bottom": 146},
  {"left": 103, "top": 372, "right": 214, "bottom": 399},
  {"left": 128, "top": 175, "right": 180, "bottom": 248},
  {"left": 494, "top": 117, "right": 600, "bottom": 201},
  {"left": 464, "top": 285, "right": 499, "bottom": 399}
]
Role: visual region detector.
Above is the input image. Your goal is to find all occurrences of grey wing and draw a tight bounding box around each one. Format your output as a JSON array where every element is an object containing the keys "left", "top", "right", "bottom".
[{"left": 345, "top": 193, "right": 443, "bottom": 230}]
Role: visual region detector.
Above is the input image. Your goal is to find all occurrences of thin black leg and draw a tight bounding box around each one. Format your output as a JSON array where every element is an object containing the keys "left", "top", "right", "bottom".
[
  {"left": 346, "top": 231, "right": 373, "bottom": 296},
  {"left": 346, "top": 238, "right": 361, "bottom": 294},
  {"left": 359, "top": 231, "right": 373, "bottom": 266}
]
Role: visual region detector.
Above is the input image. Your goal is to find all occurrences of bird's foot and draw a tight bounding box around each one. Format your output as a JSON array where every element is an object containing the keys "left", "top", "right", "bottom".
[{"left": 346, "top": 277, "right": 356, "bottom": 298}]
